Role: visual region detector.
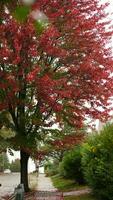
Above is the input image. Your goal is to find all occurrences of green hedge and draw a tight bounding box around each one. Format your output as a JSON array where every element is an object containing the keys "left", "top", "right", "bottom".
[
  {"left": 82, "top": 123, "right": 113, "bottom": 200},
  {"left": 59, "top": 146, "right": 85, "bottom": 184}
]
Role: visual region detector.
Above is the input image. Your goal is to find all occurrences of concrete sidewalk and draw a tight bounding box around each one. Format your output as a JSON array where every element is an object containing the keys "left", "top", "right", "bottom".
[
  {"left": 37, "top": 173, "right": 57, "bottom": 191},
  {"left": 36, "top": 173, "right": 91, "bottom": 199}
]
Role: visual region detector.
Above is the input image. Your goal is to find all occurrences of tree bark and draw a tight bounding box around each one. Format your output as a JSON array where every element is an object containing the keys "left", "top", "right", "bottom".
[{"left": 20, "top": 149, "right": 30, "bottom": 192}]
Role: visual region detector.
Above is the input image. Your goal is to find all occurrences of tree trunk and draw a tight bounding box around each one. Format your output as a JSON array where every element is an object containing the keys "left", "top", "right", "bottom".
[{"left": 20, "top": 150, "right": 30, "bottom": 192}]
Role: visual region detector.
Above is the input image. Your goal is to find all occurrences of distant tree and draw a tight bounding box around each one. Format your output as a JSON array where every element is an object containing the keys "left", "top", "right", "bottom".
[
  {"left": 0, "top": 152, "right": 10, "bottom": 172},
  {"left": 43, "top": 123, "right": 85, "bottom": 162},
  {"left": 10, "top": 159, "right": 20, "bottom": 172}
]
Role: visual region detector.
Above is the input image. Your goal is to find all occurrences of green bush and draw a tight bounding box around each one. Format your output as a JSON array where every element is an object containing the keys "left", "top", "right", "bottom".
[
  {"left": 82, "top": 123, "right": 113, "bottom": 200},
  {"left": 44, "top": 161, "right": 59, "bottom": 176},
  {"left": 59, "top": 145, "right": 85, "bottom": 184}
]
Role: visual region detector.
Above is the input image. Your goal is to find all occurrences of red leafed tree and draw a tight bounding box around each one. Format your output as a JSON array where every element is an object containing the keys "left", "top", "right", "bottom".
[
  {"left": 0, "top": 0, "right": 113, "bottom": 191},
  {"left": 43, "top": 123, "right": 86, "bottom": 162}
]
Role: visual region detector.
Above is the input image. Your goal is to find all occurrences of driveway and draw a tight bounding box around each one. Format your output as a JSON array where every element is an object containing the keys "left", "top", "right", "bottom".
[{"left": 0, "top": 173, "right": 20, "bottom": 199}]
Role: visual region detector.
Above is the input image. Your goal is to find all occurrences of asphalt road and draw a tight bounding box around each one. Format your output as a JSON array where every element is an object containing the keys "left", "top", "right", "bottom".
[{"left": 0, "top": 173, "right": 20, "bottom": 199}]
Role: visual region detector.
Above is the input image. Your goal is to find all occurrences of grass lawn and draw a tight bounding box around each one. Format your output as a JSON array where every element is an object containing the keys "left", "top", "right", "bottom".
[
  {"left": 64, "top": 194, "right": 96, "bottom": 200},
  {"left": 28, "top": 172, "right": 38, "bottom": 190},
  {"left": 51, "top": 174, "right": 88, "bottom": 192}
]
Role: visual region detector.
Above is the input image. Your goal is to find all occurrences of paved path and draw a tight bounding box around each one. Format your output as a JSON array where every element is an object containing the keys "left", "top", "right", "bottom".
[
  {"left": 36, "top": 174, "right": 63, "bottom": 199},
  {"left": 36, "top": 174, "right": 91, "bottom": 199},
  {"left": 0, "top": 173, "right": 20, "bottom": 199},
  {"left": 37, "top": 173, "right": 57, "bottom": 191}
]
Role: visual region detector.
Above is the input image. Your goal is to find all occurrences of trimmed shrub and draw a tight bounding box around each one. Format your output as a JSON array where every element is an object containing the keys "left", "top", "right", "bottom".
[
  {"left": 59, "top": 145, "right": 85, "bottom": 184},
  {"left": 82, "top": 123, "right": 113, "bottom": 200}
]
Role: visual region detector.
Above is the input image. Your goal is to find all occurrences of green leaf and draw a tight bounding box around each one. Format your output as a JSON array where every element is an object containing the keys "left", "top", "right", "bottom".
[
  {"left": 0, "top": 0, "right": 11, "bottom": 3},
  {"left": 34, "top": 20, "right": 48, "bottom": 35},
  {"left": 54, "top": 71, "right": 68, "bottom": 80},
  {"left": 0, "top": 18, "right": 3, "bottom": 24},
  {"left": 0, "top": 90, "right": 6, "bottom": 101},
  {"left": 12, "top": 6, "right": 30, "bottom": 23},
  {"left": 34, "top": 21, "right": 45, "bottom": 34}
]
